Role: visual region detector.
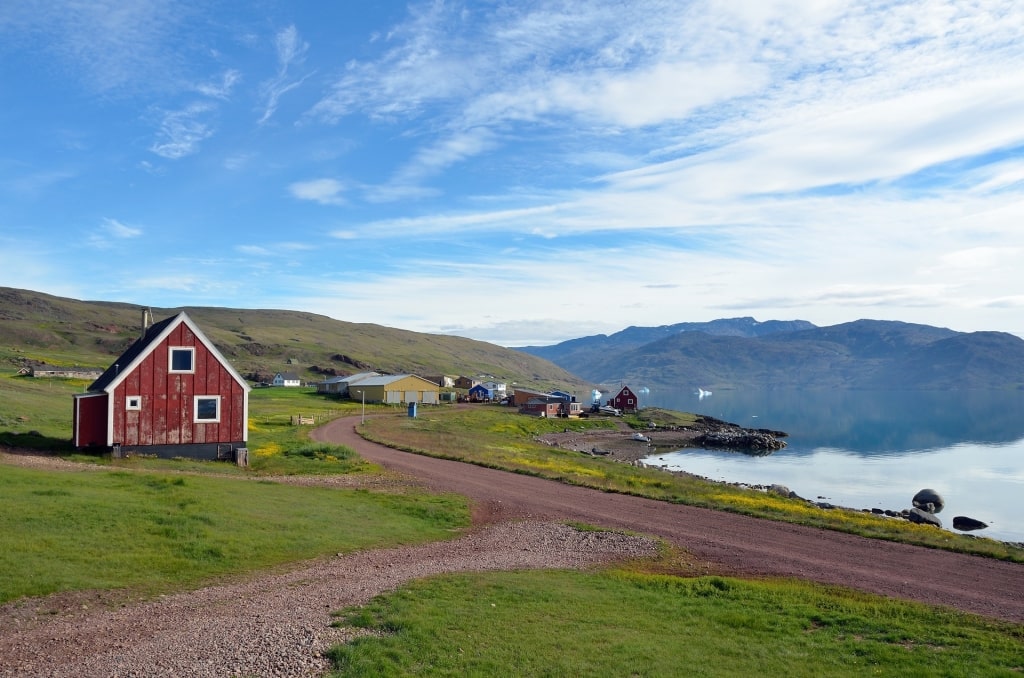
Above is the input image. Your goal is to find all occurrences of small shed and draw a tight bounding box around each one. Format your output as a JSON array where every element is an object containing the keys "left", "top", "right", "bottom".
[{"left": 72, "top": 311, "right": 250, "bottom": 460}]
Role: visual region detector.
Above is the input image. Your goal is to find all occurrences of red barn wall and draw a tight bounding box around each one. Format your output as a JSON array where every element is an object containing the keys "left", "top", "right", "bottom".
[
  {"left": 111, "top": 323, "right": 246, "bottom": 447},
  {"left": 73, "top": 393, "right": 108, "bottom": 448}
]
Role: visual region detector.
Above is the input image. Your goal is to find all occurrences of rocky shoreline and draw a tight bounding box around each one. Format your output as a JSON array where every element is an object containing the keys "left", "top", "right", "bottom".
[
  {"left": 536, "top": 414, "right": 787, "bottom": 463},
  {"left": 537, "top": 418, "right": 1019, "bottom": 547}
]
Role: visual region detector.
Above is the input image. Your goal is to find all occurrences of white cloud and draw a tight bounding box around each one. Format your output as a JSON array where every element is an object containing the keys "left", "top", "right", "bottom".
[
  {"left": 288, "top": 178, "right": 346, "bottom": 205},
  {"left": 548, "top": 61, "right": 771, "bottom": 127}
]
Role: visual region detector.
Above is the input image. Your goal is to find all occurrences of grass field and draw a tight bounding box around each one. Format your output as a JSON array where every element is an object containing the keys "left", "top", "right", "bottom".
[
  {"left": 327, "top": 567, "right": 1024, "bottom": 677},
  {"left": 0, "top": 463, "right": 468, "bottom": 603}
]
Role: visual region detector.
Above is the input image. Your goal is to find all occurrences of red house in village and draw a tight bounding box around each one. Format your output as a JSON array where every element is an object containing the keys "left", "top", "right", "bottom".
[
  {"left": 73, "top": 311, "right": 250, "bottom": 462},
  {"left": 607, "top": 385, "right": 640, "bottom": 413}
]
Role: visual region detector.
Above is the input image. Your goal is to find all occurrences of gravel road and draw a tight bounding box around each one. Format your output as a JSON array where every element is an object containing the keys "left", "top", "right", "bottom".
[
  {"left": 2, "top": 414, "right": 1022, "bottom": 676},
  {"left": 0, "top": 521, "right": 656, "bottom": 677},
  {"left": 313, "top": 416, "right": 1024, "bottom": 624}
]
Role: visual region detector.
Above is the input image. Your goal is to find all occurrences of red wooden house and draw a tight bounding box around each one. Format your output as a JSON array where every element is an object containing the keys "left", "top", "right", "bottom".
[
  {"left": 608, "top": 385, "right": 640, "bottom": 413},
  {"left": 73, "top": 311, "right": 250, "bottom": 461}
]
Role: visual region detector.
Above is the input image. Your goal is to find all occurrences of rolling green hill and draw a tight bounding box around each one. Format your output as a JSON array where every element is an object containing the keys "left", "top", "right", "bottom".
[{"left": 0, "top": 287, "right": 589, "bottom": 393}]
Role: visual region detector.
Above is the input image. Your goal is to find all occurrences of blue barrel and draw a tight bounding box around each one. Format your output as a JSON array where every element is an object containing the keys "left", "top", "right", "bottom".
[{"left": 408, "top": 401, "right": 417, "bottom": 417}]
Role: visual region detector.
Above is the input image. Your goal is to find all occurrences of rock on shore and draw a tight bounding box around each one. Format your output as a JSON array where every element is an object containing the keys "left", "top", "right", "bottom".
[{"left": 536, "top": 414, "right": 787, "bottom": 463}]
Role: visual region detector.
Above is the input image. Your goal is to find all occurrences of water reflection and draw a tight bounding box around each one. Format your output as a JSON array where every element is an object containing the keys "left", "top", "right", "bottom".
[
  {"left": 641, "top": 389, "right": 1024, "bottom": 542},
  {"left": 649, "top": 389, "right": 1024, "bottom": 453}
]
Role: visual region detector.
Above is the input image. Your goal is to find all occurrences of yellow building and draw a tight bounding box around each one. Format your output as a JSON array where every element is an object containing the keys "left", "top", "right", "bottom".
[{"left": 348, "top": 374, "right": 441, "bottom": 404}]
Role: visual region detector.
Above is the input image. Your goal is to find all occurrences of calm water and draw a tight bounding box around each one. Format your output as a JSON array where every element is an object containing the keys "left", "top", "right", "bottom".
[{"left": 639, "top": 389, "right": 1024, "bottom": 543}]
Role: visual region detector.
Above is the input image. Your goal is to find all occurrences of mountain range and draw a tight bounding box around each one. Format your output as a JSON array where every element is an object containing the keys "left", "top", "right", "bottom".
[{"left": 516, "top": 317, "right": 1024, "bottom": 390}]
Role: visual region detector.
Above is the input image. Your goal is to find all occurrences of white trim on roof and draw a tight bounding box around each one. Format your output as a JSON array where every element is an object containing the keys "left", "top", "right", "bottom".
[{"left": 102, "top": 312, "right": 252, "bottom": 397}]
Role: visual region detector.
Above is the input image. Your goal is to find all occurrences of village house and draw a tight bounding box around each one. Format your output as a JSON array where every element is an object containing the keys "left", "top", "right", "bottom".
[
  {"left": 518, "top": 393, "right": 583, "bottom": 418},
  {"left": 480, "top": 380, "right": 507, "bottom": 398},
  {"left": 453, "top": 376, "right": 479, "bottom": 390},
  {"left": 607, "top": 385, "right": 640, "bottom": 413},
  {"left": 72, "top": 310, "right": 250, "bottom": 462},
  {"left": 272, "top": 371, "right": 302, "bottom": 387},
  {"left": 468, "top": 383, "right": 497, "bottom": 401}
]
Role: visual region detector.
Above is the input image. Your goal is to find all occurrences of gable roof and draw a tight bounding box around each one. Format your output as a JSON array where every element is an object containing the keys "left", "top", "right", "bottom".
[{"left": 89, "top": 311, "right": 251, "bottom": 395}]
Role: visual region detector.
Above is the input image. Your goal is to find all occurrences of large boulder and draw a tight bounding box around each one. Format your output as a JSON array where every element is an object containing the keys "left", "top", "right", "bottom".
[
  {"left": 952, "top": 516, "right": 988, "bottom": 531},
  {"left": 907, "top": 507, "right": 942, "bottom": 527},
  {"left": 912, "top": 489, "right": 945, "bottom": 514}
]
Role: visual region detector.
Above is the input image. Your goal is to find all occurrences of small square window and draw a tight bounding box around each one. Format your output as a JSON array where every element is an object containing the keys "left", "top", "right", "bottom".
[
  {"left": 126, "top": 396, "right": 142, "bottom": 411},
  {"left": 169, "top": 347, "right": 195, "bottom": 373},
  {"left": 194, "top": 396, "right": 220, "bottom": 423}
]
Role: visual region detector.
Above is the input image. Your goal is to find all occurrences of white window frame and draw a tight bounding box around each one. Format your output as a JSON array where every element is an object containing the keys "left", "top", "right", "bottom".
[
  {"left": 126, "top": 395, "right": 142, "bottom": 411},
  {"left": 169, "top": 346, "right": 195, "bottom": 374},
  {"left": 194, "top": 395, "right": 221, "bottom": 423}
]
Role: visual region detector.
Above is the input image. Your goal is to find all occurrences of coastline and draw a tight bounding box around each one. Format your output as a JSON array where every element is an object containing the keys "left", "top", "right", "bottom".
[{"left": 536, "top": 418, "right": 1024, "bottom": 548}]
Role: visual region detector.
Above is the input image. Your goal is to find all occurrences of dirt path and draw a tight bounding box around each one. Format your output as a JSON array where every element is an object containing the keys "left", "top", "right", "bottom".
[{"left": 313, "top": 416, "right": 1024, "bottom": 623}]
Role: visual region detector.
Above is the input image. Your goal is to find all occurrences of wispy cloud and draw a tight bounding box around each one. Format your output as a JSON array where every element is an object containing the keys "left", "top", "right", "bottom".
[
  {"left": 259, "top": 25, "right": 310, "bottom": 124},
  {"left": 196, "top": 69, "right": 241, "bottom": 99},
  {"left": 88, "top": 217, "right": 143, "bottom": 249},
  {"left": 0, "top": 1, "right": 193, "bottom": 94},
  {"left": 149, "top": 102, "right": 216, "bottom": 159}
]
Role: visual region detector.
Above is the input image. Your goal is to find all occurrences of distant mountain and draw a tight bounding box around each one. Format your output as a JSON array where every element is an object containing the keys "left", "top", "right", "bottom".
[
  {"left": 516, "top": 317, "right": 816, "bottom": 381},
  {"left": 0, "top": 287, "right": 588, "bottom": 393},
  {"left": 516, "top": 318, "right": 1024, "bottom": 390}
]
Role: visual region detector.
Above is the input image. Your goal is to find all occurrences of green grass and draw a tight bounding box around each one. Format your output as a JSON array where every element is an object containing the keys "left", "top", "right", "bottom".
[
  {"left": 244, "top": 387, "right": 395, "bottom": 474},
  {"left": 0, "top": 372, "right": 84, "bottom": 450},
  {"left": 0, "top": 463, "right": 469, "bottom": 603},
  {"left": 328, "top": 567, "right": 1024, "bottom": 677},
  {"left": 360, "top": 406, "right": 1024, "bottom": 563}
]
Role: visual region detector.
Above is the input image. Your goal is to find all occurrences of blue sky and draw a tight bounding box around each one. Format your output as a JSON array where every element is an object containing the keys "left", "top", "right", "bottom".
[{"left": 2, "top": 1, "right": 1023, "bottom": 346}]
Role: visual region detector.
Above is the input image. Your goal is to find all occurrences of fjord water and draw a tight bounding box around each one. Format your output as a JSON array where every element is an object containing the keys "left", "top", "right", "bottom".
[{"left": 642, "top": 389, "right": 1024, "bottom": 543}]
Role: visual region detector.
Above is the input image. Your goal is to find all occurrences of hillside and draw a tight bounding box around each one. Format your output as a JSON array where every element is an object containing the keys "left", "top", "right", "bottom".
[
  {"left": 0, "top": 287, "right": 588, "bottom": 393},
  {"left": 517, "top": 318, "right": 1024, "bottom": 390}
]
